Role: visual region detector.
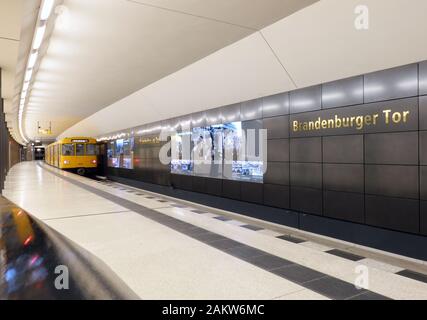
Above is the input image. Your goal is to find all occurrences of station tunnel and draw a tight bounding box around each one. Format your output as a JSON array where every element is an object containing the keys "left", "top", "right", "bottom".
[{"left": 1, "top": 0, "right": 427, "bottom": 303}]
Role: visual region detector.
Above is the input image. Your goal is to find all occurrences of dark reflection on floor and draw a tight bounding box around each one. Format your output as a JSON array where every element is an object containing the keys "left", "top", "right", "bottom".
[{"left": 0, "top": 198, "right": 85, "bottom": 300}]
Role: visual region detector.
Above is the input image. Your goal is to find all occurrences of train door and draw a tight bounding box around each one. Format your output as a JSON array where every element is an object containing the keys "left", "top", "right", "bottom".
[
  {"left": 55, "top": 144, "right": 59, "bottom": 167},
  {"left": 58, "top": 144, "right": 61, "bottom": 167}
]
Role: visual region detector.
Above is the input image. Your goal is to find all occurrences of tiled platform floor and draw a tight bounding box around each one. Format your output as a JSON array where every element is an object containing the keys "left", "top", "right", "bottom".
[{"left": 3, "top": 161, "right": 427, "bottom": 300}]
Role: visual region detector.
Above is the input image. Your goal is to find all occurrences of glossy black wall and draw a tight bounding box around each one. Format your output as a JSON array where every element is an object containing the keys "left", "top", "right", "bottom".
[
  {"left": 0, "top": 70, "right": 7, "bottom": 194},
  {"left": 0, "top": 70, "right": 22, "bottom": 193},
  {"left": 289, "top": 63, "right": 422, "bottom": 235},
  {"left": 261, "top": 62, "right": 427, "bottom": 237},
  {"left": 106, "top": 61, "right": 427, "bottom": 238}
]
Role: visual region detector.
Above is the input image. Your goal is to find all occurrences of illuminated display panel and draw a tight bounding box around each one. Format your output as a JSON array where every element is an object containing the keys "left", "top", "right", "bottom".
[
  {"left": 192, "top": 124, "right": 223, "bottom": 178},
  {"left": 107, "top": 138, "right": 134, "bottom": 169},
  {"left": 170, "top": 121, "right": 264, "bottom": 183},
  {"left": 171, "top": 132, "right": 192, "bottom": 175}
]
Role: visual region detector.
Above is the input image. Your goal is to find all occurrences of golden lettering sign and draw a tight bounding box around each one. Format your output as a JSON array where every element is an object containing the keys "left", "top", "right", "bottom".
[
  {"left": 139, "top": 137, "right": 161, "bottom": 144},
  {"left": 292, "top": 109, "right": 410, "bottom": 132}
]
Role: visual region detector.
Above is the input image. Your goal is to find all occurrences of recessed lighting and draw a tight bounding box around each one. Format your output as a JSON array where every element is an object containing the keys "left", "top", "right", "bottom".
[
  {"left": 27, "top": 51, "right": 39, "bottom": 69},
  {"left": 22, "top": 82, "right": 29, "bottom": 92},
  {"left": 40, "top": 0, "right": 54, "bottom": 20},
  {"left": 24, "top": 69, "right": 33, "bottom": 82},
  {"left": 33, "top": 24, "right": 46, "bottom": 50}
]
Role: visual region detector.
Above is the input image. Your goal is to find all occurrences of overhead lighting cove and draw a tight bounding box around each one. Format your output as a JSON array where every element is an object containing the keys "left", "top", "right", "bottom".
[
  {"left": 27, "top": 51, "right": 39, "bottom": 69},
  {"left": 40, "top": 0, "right": 54, "bottom": 21},
  {"left": 32, "top": 24, "right": 46, "bottom": 50},
  {"left": 24, "top": 69, "right": 33, "bottom": 82},
  {"left": 18, "top": 0, "right": 56, "bottom": 144}
]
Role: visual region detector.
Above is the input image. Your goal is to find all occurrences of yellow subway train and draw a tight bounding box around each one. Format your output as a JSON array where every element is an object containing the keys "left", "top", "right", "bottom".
[{"left": 46, "top": 137, "right": 98, "bottom": 175}]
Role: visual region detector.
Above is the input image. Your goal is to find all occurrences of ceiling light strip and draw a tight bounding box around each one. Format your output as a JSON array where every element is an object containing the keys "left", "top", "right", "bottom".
[{"left": 18, "top": 0, "right": 55, "bottom": 145}]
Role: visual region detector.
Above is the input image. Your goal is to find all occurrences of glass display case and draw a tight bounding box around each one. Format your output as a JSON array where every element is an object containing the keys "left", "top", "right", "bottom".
[
  {"left": 170, "top": 121, "right": 264, "bottom": 183},
  {"left": 107, "top": 138, "right": 134, "bottom": 169},
  {"left": 171, "top": 131, "right": 192, "bottom": 175}
]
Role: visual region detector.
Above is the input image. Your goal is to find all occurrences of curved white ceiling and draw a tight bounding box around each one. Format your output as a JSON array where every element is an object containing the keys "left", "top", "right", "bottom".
[
  {"left": 60, "top": 0, "right": 427, "bottom": 139},
  {"left": 60, "top": 31, "right": 296, "bottom": 137},
  {"left": 262, "top": 0, "right": 427, "bottom": 87},
  {"left": 0, "top": 0, "right": 25, "bottom": 144},
  {"left": 10, "top": 0, "right": 317, "bottom": 143}
]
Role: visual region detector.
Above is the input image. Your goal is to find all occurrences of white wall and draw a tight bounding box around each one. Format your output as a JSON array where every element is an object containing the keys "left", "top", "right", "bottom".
[
  {"left": 60, "top": 0, "right": 427, "bottom": 139},
  {"left": 60, "top": 31, "right": 295, "bottom": 138}
]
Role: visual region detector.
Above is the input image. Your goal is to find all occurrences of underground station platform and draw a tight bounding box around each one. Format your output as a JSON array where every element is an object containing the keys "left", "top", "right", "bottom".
[
  {"left": 1, "top": 161, "right": 427, "bottom": 301},
  {"left": 1, "top": 0, "right": 427, "bottom": 310}
]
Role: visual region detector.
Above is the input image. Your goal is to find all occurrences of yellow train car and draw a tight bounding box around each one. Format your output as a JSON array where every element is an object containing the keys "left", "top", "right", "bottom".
[{"left": 46, "top": 137, "right": 98, "bottom": 175}]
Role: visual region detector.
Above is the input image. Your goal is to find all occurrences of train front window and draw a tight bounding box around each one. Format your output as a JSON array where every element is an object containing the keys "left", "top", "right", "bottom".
[
  {"left": 86, "top": 144, "right": 96, "bottom": 155},
  {"left": 62, "top": 144, "right": 74, "bottom": 156},
  {"left": 76, "top": 144, "right": 85, "bottom": 156}
]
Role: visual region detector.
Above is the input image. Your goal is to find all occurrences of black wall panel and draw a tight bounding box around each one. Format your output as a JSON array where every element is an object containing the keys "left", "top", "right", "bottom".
[
  {"left": 262, "top": 92, "right": 289, "bottom": 117},
  {"left": 222, "top": 103, "right": 241, "bottom": 123},
  {"left": 176, "top": 174, "right": 193, "bottom": 191},
  {"left": 264, "top": 161, "right": 289, "bottom": 185},
  {"left": 0, "top": 90, "right": 6, "bottom": 194},
  {"left": 263, "top": 184, "right": 289, "bottom": 209},
  {"left": 191, "top": 111, "right": 206, "bottom": 128},
  {"left": 170, "top": 174, "right": 180, "bottom": 189},
  {"left": 420, "top": 166, "right": 427, "bottom": 200},
  {"left": 241, "top": 99, "right": 262, "bottom": 121},
  {"left": 420, "top": 96, "right": 427, "bottom": 130},
  {"left": 323, "top": 164, "right": 364, "bottom": 193},
  {"left": 365, "top": 132, "right": 418, "bottom": 165},
  {"left": 263, "top": 116, "right": 289, "bottom": 139},
  {"left": 418, "top": 61, "right": 427, "bottom": 96},
  {"left": 365, "top": 195, "right": 419, "bottom": 234},
  {"left": 365, "top": 165, "right": 419, "bottom": 199},
  {"left": 179, "top": 114, "right": 192, "bottom": 132},
  {"left": 364, "top": 64, "right": 418, "bottom": 103},
  {"left": 205, "top": 178, "right": 222, "bottom": 196},
  {"left": 242, "top": 119, "right": 263, "bottom": 131},
  {"left": 222, "top": 180, "right": 241, "bottom": 200},
  {"left": 420, "top": 131, "right": 427, "bottom": 165},
  {"left": 290, "top": 163, "right": 322, "bottom": 189},
  {"left": 323, "top": 190, "right": 364, "bottom": 223},
  {"left": 206, "top": 106, "right": 224, "bottom": 125},
  {"left": 106, "top": 61, "right": 427, "bottom": 241},
  {"left": 290, "top": 85, "right": 321, "bottom": 114},
  {"left": 290, "top": 137, "right": 322, "bottom": 162},
  {"left": 192, "top": 176, "right": 206, "bottom": 194},
  {"left": 322, "top": 135, "right": 363, "bottom": 164},
  {"left": 267, "top": 139, "right": 289, "bottom": 162},
  {"left": 241, "top": 182, "right": 263, "bottom": 204},
  {"left": 421, "top": 201, "right": 427, "bottom": 236},
  {"left": 168, "top": 116, "right": 180, "bottom": 133},
  {"left": 322, "top": 76, "right": 363, "bottom": 109},
  {"left": 291, "top": 187, "right": 322, "bottom": 215}
]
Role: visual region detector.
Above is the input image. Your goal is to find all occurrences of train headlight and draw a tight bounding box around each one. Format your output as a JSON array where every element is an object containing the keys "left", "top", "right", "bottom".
[
  {"left": 63, "top": 160, "right": 70, "bottom": 164},
  {"left": 92, "top": 159, "right": 97, "bottom": 164}
]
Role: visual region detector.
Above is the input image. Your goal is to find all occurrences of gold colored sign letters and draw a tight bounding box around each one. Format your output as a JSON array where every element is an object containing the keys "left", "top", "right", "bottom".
[{"left": 292, "top": 109, "right": 410, "bottom": 132}]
